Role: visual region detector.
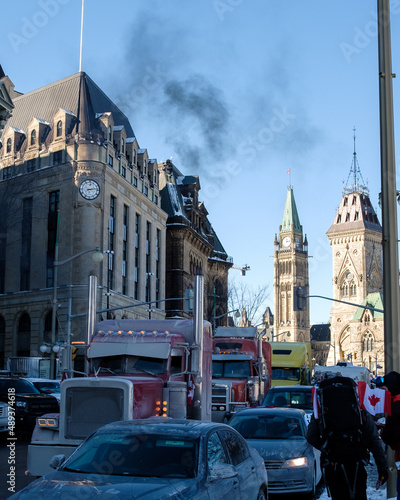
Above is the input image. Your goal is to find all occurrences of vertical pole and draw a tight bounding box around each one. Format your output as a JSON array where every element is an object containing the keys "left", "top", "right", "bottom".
[
  {"left": 192, "top": 275, "right": 205, "bottom": 420},
  {"left": 50, "top": 211, "right": 59, "bottom": 379},
  {"left": 66, "top": 297, "right": 72, "bottom": 377},
  {"left": 85, "top": 274, "right": 97, "bottom": 376},
  {"left": 79, "top": 0, "right": 85, "bottom": 72},
  {"left": 377, "top": 0, "right": 400, "bottom": 374}
]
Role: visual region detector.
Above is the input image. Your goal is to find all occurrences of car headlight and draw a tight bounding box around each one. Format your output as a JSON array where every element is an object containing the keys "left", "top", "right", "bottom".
[
  {"left": 16, "top": 401, "right": 27, "bottom": 408},
  {"left": 282, "top": 457, "right": 308, "bottom": 468}
]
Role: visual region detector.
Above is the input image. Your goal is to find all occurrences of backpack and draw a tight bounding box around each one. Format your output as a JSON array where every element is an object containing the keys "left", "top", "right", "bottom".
[{"left": 318, "top": 376, "right": 369, "bottom": 465}]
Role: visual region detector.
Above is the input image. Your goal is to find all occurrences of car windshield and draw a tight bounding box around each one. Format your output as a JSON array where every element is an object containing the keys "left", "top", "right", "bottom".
[
  {"left": 63, "top": 430, "right": 199, "bottom": 478},
  {"left": 33, "top": 382, "right": 61, "bottom": 394},
  {"left": 271, "top": 368, "right": 300, "bottom": 382},
  {"left": 0, "top": 379, "right": 40, "bottom": 395},
  {"left": 212, "top": 360, "right": 251, "bottom": 378},
  {"left": 92, "top": 355, "right": 167, "bottom": 375},
  {"left": 263, "top": 390, "right": 313, "bottom": 410},
  {"left": 230, "top": 414, "right": 305, "bottom": 439}
]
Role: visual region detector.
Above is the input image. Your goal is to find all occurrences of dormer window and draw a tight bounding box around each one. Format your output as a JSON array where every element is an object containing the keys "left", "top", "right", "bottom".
[
  {"left": 56, "top": 120, "right": 62, "bottom": 137},
  {"left": 108, "top": 126, "right": 112, "bottom": 142},
  {"left": 30, "top": 129, "right": 36, "bottom": 146},
  {"left": 121, "top": 138, "right": 125, "bottom": 155},
  {"left": 6, "top": 138, "right": 11, "bottom": 153}
]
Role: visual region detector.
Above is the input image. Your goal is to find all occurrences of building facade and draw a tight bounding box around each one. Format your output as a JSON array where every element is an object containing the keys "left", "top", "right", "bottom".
[
  {"left": 327, "top": 149, "right": 384, "bottom": 374},
  {"left": 158, "top": 160, "right": 232, "bottom": 328},
  {"left": 0, "top": 72, "right": 168, "bottom": 367},
  {"left": 273, "top": 187, "right": 310, "bottom": 342}
]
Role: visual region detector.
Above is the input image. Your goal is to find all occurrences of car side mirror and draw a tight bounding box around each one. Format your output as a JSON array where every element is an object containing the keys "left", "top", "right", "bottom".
[
  {"left": 209, "top": 463, "right": 238, "bottom": 481},
  {"left": 49, "top": 454, "right": 66, "bottom": 470}
]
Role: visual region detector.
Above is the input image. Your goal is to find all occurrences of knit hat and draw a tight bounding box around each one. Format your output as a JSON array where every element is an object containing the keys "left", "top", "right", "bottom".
[{"left": 383, "top": 371, "right": 400, "bottom": 396}]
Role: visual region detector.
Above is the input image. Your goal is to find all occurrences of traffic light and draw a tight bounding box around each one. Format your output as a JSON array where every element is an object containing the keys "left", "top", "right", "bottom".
[{"left": 293, "top": 286, "right": 307, "bottom": 311}]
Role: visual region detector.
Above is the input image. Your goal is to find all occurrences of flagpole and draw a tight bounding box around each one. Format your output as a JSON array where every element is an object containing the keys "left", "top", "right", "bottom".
[{"left": 79, "top": 0, "right": 85, "bottom": 72}]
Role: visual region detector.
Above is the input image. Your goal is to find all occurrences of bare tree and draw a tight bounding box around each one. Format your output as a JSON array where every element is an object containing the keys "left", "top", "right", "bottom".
[{"left": 228, "top": 277, "right": 270, "bottom": 327}]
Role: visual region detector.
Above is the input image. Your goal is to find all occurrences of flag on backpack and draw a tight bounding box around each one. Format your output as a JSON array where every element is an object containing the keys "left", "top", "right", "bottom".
[{"left": 358, "top": 381, "right": 391, "bottom": 416}]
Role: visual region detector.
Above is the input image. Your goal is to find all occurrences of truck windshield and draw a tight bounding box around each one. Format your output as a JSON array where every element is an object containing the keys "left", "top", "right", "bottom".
[
  {"left": 212, "top": 360, "right": 251, "bottom": 378},
  {"left": 92, "top": 355, "right": 167, "bottom": 375},
  {"left": 271, "top": 368, "right": 300, "bottom": 382}
]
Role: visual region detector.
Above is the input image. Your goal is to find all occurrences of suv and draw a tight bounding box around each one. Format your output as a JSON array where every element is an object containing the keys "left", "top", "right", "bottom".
[{"left": 0, "top": 377, "right": 60, "bottom": 433}]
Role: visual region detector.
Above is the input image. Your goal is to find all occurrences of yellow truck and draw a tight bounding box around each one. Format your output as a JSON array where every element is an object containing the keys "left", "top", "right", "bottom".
[{"left": 270, "top": 342, "right": 312, "bottom": 386}]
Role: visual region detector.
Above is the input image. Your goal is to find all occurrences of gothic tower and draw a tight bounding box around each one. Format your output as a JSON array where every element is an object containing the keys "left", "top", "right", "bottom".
[
  {"left": 327, "top": 133, "right": 384, "bottom": 372},
  {"left": 273, "top": 187, "right": 310, "bottom": 342}
]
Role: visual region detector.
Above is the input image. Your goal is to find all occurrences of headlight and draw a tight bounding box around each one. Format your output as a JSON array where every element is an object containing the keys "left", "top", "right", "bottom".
[
  {"left": 37, "top": 416, "right": 59, "bottom": 429},
  {"left": 16, "top": 401, "right": 27, "bottom": 408},
  {"left": 282, "top": 457, "right": 308, "bottom": 468}
]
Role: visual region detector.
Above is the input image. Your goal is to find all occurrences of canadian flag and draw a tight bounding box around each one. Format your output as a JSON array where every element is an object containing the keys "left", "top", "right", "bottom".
[
  {"left": 358, "top": 381, "right": 391, "bottom": 416},
  {"left": 312, "top": 386, "right": 320, "bottom": 419},
  {"left": 187, "top": 374, "right": 196, "bottom": 406}
]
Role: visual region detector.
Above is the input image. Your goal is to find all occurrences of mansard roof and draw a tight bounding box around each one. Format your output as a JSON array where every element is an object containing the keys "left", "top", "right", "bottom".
[
  {"left": 327, "top": 190, "right": 381, "bottom": 235},
  {"left": 6, "top": 72, "right": 134, "bottom": 137},
  {"left": 280, "top": 187, "right": 302, "bottom": 234}
]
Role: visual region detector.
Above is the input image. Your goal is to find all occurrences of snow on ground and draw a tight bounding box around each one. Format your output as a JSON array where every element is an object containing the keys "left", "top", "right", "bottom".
[{"left": 317, "top": 485, "right": 388, "bottom": 499}]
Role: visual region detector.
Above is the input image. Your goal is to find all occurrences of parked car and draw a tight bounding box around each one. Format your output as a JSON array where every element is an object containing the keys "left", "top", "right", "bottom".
[
  {"left": 262, "top": 385, "right": 313, "bottom": 423},
  {"left": 0, "top": 400, "right": 11, "bottom": 433},
  {"left": 9, "top": 418, "right": 269, "bottom": 500},
  {"left": 23, "top": 378, "right": 61, "bottom": 404},
  {"left": 0, "top": 377, "right": 60, "bottom": 433},
  {"left": 229, "top": 407, "right": 322, "bottom": 496}
]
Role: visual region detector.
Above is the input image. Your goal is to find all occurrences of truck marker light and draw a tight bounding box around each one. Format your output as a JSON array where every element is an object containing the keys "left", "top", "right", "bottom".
[
  {"left": 163, "top": 401, "right": 167, "bottom": 405},
  {"left": 156, "top": 400, "right": 161, "bottom": 405},
  {"left": 140, "top": 331, "right": 145, "bottom": 335},
  {"left": 152, "top": 331, "right": 157, "bottom": 336},
  {"left": 118, "top": 331, "right": 122, "bottom": 335},
  {"left": 156, "top": 407, "right": 161, "bottom": 412},
  {"left": 163, "top": 407, "right": 167, "bottom": 412},
  {"left": 164, "top": 331, "right": 170, "bottom": 336},
  {"left": 128, "top": 331, "right": 133, "bottom": 335}
]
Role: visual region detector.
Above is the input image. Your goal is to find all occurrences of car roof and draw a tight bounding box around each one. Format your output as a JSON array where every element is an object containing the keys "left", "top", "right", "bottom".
[
  {"left": 94, "top": 418, "right": 234, "bottom": 437},
  {"left": 268, "top": 386, "right": 312, "bottom": 391},
  {"left": 233, "top": 407, "right": 306, "bottom": 417}
]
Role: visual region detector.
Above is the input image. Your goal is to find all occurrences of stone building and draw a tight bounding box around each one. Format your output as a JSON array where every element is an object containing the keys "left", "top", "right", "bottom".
[
  {"left": 0, "top": 66, "right": 17, "bottom": 132},
  {"left": 273, "top": 187, "right": 310, "bottom": 342},
  {"left": 158, "top": 160, "right": 232, "bottom": 328},
  {"left": 0, "top": 71, "right": 168, "bottom": 367},
  {"left": 326, "top": 144, "right": 384, "bottom": 375}
]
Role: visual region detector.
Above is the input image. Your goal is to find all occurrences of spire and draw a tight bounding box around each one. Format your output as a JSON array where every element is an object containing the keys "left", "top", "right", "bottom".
[
  {"left": 343, "top": 127, "right": 369, "bottom": 196},
  {"left": 280, "top": 187, "right": 302, "bottom": 234},
  {"left": 75, "top": 72, "right": 97, "bottom": 139}
]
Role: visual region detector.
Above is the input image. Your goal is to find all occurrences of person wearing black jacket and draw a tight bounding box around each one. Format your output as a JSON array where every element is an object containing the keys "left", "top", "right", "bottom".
[
  {"left": 307, "top": 403, "right": 388, "bottom": 499},
  {"left": 380, "top": 371, "right": 400, "bottom": 500}
]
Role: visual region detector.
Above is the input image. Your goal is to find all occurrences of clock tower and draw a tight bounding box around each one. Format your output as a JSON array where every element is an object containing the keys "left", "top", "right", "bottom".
[{"left": 273, "top": 187, "right": 310, "bottom": 342}]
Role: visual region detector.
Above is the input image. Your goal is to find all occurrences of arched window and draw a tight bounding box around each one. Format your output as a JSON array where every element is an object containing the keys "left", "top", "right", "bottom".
[
  {"left": 350, "top": 281, "right": 357, "bottom": 296},
  {"left": 56, "top": 120, "right": 62, "bottom": 137},
  {"left": 363, "top": 331, "right": 374, "bottom": 352},
  {"left": 30, "top": 129, "right": 36, "bottom": 146},
  {"left": 17, "top": 313, "right": 31, "bottom": 357},
  {"left": 342, "top": 282, "right": 349, "bottom": 297},
  {"left": 6, "top": 138, "right": 11, "bottom": 153}
]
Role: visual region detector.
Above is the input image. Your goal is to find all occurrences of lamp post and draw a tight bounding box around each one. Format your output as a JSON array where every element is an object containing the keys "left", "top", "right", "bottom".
[
  {"left": 272, "top": 330, "right": 291, "bottom": 341},
  {"left": 213, "top": 309, "right": 240, "bottom": 332},
  {"left": 50, "top": 245, "right": 103, "bottom": 379}
]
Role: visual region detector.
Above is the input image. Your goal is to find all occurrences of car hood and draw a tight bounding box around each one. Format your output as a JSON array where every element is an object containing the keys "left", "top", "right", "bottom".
[
  {"left": 246, "top": 438, "right": 310, "bottom": 460},
  {"left": 10, "top": 470, "right": 198, "bottom": 499}
]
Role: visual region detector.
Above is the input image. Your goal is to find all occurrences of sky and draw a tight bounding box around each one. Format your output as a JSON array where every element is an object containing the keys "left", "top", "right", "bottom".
[{"left": 1, "top": 0, "right": 400, "bottom": 325}]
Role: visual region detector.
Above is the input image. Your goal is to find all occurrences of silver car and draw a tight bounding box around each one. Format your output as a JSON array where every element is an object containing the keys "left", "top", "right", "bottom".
[
  {"left": 10, "top": 418, "right": 268, "bottom": 500},
  {"left": 229, "top": 407, "right": 321, "bottom": 496}
]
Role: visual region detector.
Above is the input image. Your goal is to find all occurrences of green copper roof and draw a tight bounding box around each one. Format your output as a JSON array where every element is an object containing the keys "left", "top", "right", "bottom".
[
  {"left": 353, "top": 292, "right": 384, "bottom": 320},
  {"left": 280, "top": 188, "right": 302, "bottom": 233}
]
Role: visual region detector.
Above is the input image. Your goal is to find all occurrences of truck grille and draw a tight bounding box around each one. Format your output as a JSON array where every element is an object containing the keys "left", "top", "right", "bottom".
[
  {"left": 212, "top": 385, "right": 228, "bottom": 404},
  {"left": 64, "top": 386, "right": 125, "bottom": 440}
]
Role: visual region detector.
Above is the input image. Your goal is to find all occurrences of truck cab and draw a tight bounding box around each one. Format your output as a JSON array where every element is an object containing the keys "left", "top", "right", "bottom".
[{"left": 270, "top": 342, "right": 312, "bottom": 387}]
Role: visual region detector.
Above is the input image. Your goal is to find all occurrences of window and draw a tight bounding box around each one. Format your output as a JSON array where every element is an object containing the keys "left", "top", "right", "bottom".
[
  {"left": 363, "top": 332, "right": 374, "bottom": 352},
  {"left": 133, "top": 177, "right": 138, "bottom": 187},
  {"left": 108, "top": 155, "right": 113, "bottom": 168},
  {"left": 344, "top": 197, "right": 348, "bottom": 206},
  {"left": 108, "top": 196, "right": 116, "bottom": 295},
  {"left": 154, "top": 194, "right": 158, "bottom": 205},
  {"left": 218, "top": 430, "right": 249, "bottom": 466},
  {"left": 144, "top": 185, "right": 148, "bottom": 196},
  {"left": 121, "top": 138, "right": 125, "bottom": 155},
  {"left": 121, "top": 165, "right": 126, "bottom": 178},
  {"left": 135, "top": 214, "right": 140, "bottom": 300},
  {"left": 46, "top": 190, "right": 60, "bottom": 288},
  {"left": 30, "top": 129, "right": 36, "bottom": 146},
  {"left": 2, "top": 167, "right": 11, "bottom": 180},
  {"left": 27, "top": 159, "right": 35, "bottom": 172},
  {"left": 53, "top": 150, "right": 62, "bottom": 166},
  {"left": 20, "top": 198, "right": 33, "bottom": 291},
  {"left": 56, "top": 120, "right": 63, "bottom": 137},
  {"left": 6, "top": 138, "right": 11, "bottom": 153},
  {"left": 207, "top": 432, "right": 227, "bottom": 471},
  {"left": 108, "top": 126, "right": 112, "bottom": 142},
  {"left": 17, "top": 313, "right": 31, "bottom": 357}
]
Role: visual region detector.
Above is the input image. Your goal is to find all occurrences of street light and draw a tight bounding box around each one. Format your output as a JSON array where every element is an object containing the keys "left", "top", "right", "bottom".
[
  {"left": 50, "top": 245, "right": 103, "bottom": 379},
  {"left": 272, "top": 330, "right": 291, "bottom": 341},
  {"left": 213, "top": 309, "right": 240, "bottom": 332}
]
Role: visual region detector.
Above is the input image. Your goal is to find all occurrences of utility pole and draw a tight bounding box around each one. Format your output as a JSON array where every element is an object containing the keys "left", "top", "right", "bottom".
[{"left": 377, "top": 0, "right": 400, "bottom": 373}]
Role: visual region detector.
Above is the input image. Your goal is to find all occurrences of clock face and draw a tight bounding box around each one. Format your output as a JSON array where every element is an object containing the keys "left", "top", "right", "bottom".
[
  {"left": 80, "top": 179, "right": 100, "bottom": 200},
  {"left": 282, "top": 236, "right": 291, "bottom": 248}
]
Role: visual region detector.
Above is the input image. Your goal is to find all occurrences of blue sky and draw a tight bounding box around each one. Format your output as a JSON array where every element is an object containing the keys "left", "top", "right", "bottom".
[{"left": 2, "top": 0, "right": 400, "bottom": 324}]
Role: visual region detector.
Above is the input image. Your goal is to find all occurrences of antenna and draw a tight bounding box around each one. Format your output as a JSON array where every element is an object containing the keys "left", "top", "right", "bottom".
[
  {"left": 353, "top": 126, "right": 357, "bottom": 190},
  {"left": 79, "top": 0, "right": 85, "bottom": 72}
]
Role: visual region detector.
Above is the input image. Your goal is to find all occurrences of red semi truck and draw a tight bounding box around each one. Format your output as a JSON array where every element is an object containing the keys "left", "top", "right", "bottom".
[
  {"left": 27, "top": 316, "right": 212, "bottom": 476},
  {"left": 211, "top": 326, "right": 271, "bottom": 422}
]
